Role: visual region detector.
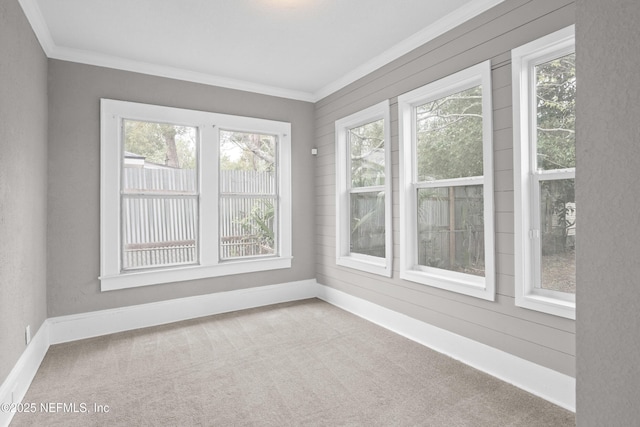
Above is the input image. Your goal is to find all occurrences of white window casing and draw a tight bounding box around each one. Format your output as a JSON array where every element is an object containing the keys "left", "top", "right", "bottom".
[
  {"left": 398, "top": 61, "right": 496, "bottom": 300},
  {"left": 100, "top": 99, "right": 292, "bottom": 291},
  {"left": 335, "top": 100, "right": 393, "bottom": 277},
  {"left": 512, "top": 26, "right": 576, "bottom": 319}
]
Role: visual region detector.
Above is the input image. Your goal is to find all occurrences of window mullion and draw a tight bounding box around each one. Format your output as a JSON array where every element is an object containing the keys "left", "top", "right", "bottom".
[
  {"left": 100, "top": 99, "right": 292, "bottom": 291},
  {"left": 530, "top": 173, "right": 543, "bottom": 291},
  {"left": 349, "top": 185, "right": 385, "bottom": 194},
  {"left": 199, "top": 123, "right": 218, "bottom": 266},
  {"left": 415, "top": 176, "right": 484, "bottom": 189}
]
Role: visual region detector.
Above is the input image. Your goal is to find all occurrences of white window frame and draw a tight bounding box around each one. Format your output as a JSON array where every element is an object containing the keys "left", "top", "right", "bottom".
[
  {"left": 335, "top": 100, "right": 392, "bottom": 277},
  {"left": 398, "top": 61, "right": 495, "bottom": 300},
  {"left": 100, "top": 99, "right": 292, "bottom": 291},
  {"left": 512, "top": 26, "right": 576, "bottom": 319}
]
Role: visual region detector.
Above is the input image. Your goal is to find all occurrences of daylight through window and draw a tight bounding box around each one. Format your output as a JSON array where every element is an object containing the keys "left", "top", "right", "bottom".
[
  {"left": 398, "top": 61, "right": 495, "bottom": 300},
  {"left": 100, "top": 99, "right": 292, "bottom": 291},
  {"left": 512, "top": 26, "right": 576, "bottom": 319},
  {"left": 335, "top": 101, "right": 392, "bottom": 277}
]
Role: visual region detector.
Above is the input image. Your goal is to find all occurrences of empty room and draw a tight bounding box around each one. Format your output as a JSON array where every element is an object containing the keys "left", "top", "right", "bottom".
[{"left": 1, "top": 0, "right": 639, "bottom": 425}]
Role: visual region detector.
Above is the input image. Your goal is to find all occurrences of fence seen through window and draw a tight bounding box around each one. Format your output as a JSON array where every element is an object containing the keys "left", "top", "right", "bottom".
[
  {"left": 121, "top": 121, "right": 279, "bottom": 270},
  {"left": 535, "top": 52, "right": 576, "bottom": 294},
  {"left": 348, "top": 119, "right": 386, "bottom": 258},
  {"left": 122, "top": 120, "right": 198, "bottom": 270},
  {"left": 415, "top": 85, "right": 486, "bottom": 277}
]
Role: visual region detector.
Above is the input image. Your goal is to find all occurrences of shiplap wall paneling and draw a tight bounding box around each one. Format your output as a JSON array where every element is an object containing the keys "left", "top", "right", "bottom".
[{"left": 314, "top": 0, "right": 576, "bottom": 377}]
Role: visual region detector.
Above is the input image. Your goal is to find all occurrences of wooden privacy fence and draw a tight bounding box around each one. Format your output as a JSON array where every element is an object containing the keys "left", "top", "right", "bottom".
[
  {"left": 122, "top": 167, "right": 275, "bottom": 269},
  {"left": 417, "top": 186, "right": 485, "bottom": 275}
]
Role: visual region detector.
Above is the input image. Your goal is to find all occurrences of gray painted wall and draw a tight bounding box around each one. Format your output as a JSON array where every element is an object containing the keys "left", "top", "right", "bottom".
[
  {"left": 576, "top": 0, "right": 640, "bottom": 424},
  {"left": 47, "top": 60, "right": 316, "bottom": 317},
  {"left": 9, "top": 0, "right": 640, "bottom": 421},
  {"left": 315, "top": 0, "right": 576, "bottom": 377},
  {"left": 0, "top": 0, "right": 49, "bottom": 384}
]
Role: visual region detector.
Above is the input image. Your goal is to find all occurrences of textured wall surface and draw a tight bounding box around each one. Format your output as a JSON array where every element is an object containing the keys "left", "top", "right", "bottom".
[
  {"left": 576, "top": 0, "right": 640, "bottom": 425},
  {"left": 15, "top": 2, "right": 640, "bottom": 421},
  {"left": 314, "top": 0, "right": 577, "bottom": 377},
  {"left": 47, "top": 60, "right": 315, "bottom": 316},
  {"left": 0, "top": 0, "right": 49, "bottom": 384}
]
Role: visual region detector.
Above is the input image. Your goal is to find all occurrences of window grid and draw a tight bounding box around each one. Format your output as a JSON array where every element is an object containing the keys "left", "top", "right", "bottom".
[
  {"left": 218, "top": 130, "right": 280, "bottom": 261},
  {"left": 398, "top": 61, "right": 495, "bottom": 301},
  {"left": 335, "top": 101, "right": 392, "bottom": 277},
  {"left": 100, "top": 99, "right": 292, "bottom": 291},
  {"left": 120, "top": 120, "right": 200, "bottom": 272},
  {"left": 512, "top": 25, "right": 576, "bottom": 318}
]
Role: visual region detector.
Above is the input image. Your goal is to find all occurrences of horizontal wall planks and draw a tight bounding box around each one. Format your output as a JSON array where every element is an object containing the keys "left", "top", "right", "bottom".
[
  {"left": 315, "top": 0, "right": 576, "bottom": 377},
  {"left": 315, "top": 0, "right": 575, "bottom": 124},
  {"left": 317, "top": 273, "right": 575, "bottom": 376}
]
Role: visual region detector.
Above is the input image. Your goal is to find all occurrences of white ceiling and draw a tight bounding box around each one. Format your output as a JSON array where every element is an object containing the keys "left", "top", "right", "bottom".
[{"left": 20, "top": 0, "right": 504, "bottom": 102}]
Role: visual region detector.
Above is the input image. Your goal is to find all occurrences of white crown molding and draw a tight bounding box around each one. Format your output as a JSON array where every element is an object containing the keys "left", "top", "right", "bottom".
[
  {"left": 19, "top": 0, "right": 504, "bottom": 103},
  {"left": 17, "top": 0, "right": 55, "bottom": 55},
  {"left": 50, "top": 45, "right": 318, "bottom": 103},
  {"left": 17, "top": 0, "right": 315, "bottom": 102},
  {"left": 312, "top": 0, "right": 506, "bottom": 101}
]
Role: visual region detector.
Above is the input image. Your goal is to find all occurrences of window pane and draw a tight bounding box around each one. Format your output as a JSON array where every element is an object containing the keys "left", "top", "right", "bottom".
[
  {"left": 539, "top": 179, "right": 575, "bottom": 293},
  {"left": 220, "top": 130, "right": 276, "bottom": 175},
  {"left": 350, "top": 191, "right": 385, "bottom": 257},
  {"left": 121, "top": 120, "right": 198, "bottom": 271},
  {"left": 123, "top": 120, "right": 197, "bottom": 193},
  {"left": 122, "top": 196, "right": 198, "bottom": 270},
  {"left": 349, "top": 119, "right": 385, "bottom": 187},
  {"left": 536, "top": 53, "right": 576, "bottom": 171},
  {"left": 219, "top": 197, "right": 276, "bottom": 259},
  {"left": 416, "top": 86, "right": 483, "bottom": 181},
  {"left": 219, "top": 130, "right": 278, "bottom": 260},
  {"left": 417, "top": 185, "right": 484, "bottom": 276}
]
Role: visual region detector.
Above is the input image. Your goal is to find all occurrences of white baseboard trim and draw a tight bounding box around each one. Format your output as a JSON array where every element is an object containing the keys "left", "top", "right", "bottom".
[
  {"left": 316, "top": 283, "right": 576, "bottom": 412},
  {"left": 0, "top": 279, "right": 316, "bottom": 427},
  {"left": 1, "top": 277, "right": 575, "bottom": 427},
  {"left": 0, "top": 322, "right": 50, "bottom": 427},
  {"left": 48, "top": 279, "right": 318, "bottom": 344}
]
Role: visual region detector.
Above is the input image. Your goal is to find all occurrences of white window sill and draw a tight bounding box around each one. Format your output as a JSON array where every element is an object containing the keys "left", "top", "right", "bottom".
[
  {"left": 337, "top": 254, "right": 392, "bottom": 277},
  {"left": 400, "top": 268, "right": 494, "bottom": 301},
  {"left": 100, "top": 256, "right": 293, "bottom": 291},
  {"left": 516, "top": 292, "right": 576, "bottom": 320}
]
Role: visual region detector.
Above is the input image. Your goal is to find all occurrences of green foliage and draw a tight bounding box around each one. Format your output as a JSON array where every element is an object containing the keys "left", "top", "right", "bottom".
[
  {"left": 237, "top": 199, "right": 275, "bottom": 253},
  {"left": 416, "top": 86, "right": 483, "bottom": 181},
  {"left": 536, "top": 54, "right": 577, "bottom": 257},
  {"left": 220, "top": 130, "right": 278, "bottom": 255},
  {"left": 124, "top": 120, "right": 196, "bottom": 169},
  {"left": 220, "top": 131, "right": 276, "bottom": 172},
  {"left": 536, "top": 53, "right": 576, "bottom": 170},
  {"left": 349, "top": 119, "right": 385, "bottom": 187}
]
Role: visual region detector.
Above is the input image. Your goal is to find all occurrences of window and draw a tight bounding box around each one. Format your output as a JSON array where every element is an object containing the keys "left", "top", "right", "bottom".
[
  {"left": 398, "top": 61, "right": 495, "bottom": 300},
  {"left": 219, "top": 130, "right": 279, "bottom": 260},
  {"left": 100, "top": 99, "right": 292, "bottom": 291},
  {"left": 512, "top": 26, "right": 576, "bottom": 319},
  {"left": 335, "top": 101, "right": 392, "bottom": 276}
]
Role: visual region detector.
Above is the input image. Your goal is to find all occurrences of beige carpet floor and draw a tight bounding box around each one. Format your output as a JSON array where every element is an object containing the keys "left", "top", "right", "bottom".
[{"left": 10, "top": 299, "right": 575, "bottom": 426}]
